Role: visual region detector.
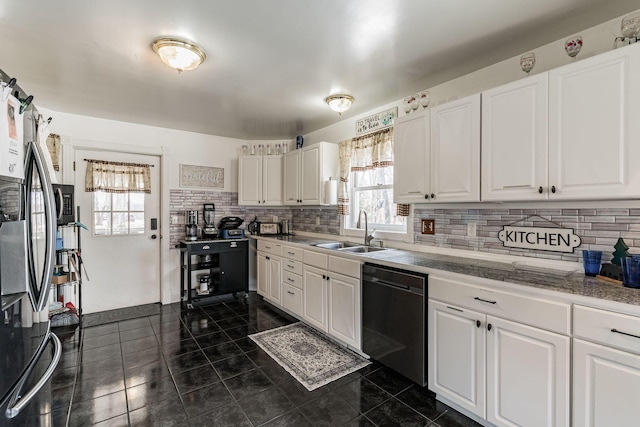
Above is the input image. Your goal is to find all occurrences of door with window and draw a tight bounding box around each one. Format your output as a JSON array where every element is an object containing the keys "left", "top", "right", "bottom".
[{"left": 75, "top": 150, "right": 160, "bottom": 313}]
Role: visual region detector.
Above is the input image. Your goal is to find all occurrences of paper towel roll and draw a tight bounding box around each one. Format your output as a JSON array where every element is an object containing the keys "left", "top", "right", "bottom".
[{"left": 324, "top": 179, "right": 338, "bottom": 205}]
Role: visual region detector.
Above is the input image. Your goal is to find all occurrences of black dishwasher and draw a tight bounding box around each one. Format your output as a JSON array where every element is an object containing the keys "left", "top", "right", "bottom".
[{"left": 362, "top": 263, "right": 428, "bottom": 386}]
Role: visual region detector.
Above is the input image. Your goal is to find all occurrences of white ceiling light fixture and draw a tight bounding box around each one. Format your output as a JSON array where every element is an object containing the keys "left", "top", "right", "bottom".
[
  {"left": 325, "top": 94, "right": 354, "bottom": 115},
  {"left": 152, "top": 37, "right": 206, "bottom": 73}
]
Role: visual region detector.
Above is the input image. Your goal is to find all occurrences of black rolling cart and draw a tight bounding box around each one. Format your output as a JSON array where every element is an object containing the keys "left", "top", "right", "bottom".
[{"left": 179, "top": 239, "right": 248, "bottom": 309}]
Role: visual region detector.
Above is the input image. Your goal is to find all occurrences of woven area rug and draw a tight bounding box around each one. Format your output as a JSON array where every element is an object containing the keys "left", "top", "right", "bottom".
[{"left": 249, "top": 322, "right": 370, "bottom": 391}]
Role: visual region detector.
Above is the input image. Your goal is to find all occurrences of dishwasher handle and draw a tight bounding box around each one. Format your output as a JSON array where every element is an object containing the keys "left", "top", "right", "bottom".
[{"left": 363, "top": 276, "right": 423, "bottom": 295}]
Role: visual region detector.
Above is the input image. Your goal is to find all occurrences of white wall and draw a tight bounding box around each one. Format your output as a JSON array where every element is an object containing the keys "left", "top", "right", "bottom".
[{"left": 304, "top": 10, "right": 629, "bottom": 145}]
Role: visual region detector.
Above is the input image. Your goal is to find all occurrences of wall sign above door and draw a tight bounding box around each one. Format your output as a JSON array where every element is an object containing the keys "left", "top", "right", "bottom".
[
  {"left": 355, "top": 107, "right": 397, "bottom": 136},
  {"left": 498, "top": 226, "right": 581, "bottom": 253}
]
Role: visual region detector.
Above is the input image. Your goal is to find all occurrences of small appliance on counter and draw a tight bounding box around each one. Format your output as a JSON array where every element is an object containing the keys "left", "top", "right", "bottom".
[
  {"left": 259, "top": 222, "right": 280, "bottom": 235},
  {"left": 217, "top": 216, "right": 245, "bottom": 239},
  {"left": 281, "top": 219, "right": 291, "bottom": 235},
  {"left": 247, "top": 216, "right": 259, "bottom": 235},
  {"left": 185, "top": 210, "right": 198, "bottom": 241},
  {"left": 202, "top": 203, "right": 216, "bottom": 239}
]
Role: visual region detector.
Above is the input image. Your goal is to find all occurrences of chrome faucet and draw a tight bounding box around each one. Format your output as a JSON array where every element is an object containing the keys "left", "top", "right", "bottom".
[{"left": 357, "top": 210, "right": 375, "bottom": 246}]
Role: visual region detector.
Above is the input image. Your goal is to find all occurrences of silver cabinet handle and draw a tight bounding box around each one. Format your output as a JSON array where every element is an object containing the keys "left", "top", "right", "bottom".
[{"left": 202, "top": 245, "right": 210, "bottom": 250}]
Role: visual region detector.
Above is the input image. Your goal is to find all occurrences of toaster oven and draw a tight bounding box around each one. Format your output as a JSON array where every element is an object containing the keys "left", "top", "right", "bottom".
[{"left": 258, "top": 222, "right": 280, "bottom": 235}]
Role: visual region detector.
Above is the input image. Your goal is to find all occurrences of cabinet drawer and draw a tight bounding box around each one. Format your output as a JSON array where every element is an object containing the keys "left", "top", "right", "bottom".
[
  {"left": 282, "top": 259, "right": 303, "bottom": 275},
  {"left": 283, "top": 271, "right": 303, "bottom": 289},
  {"left": 429, "top": 276, "right": 570, "bottom": 335},
  {"left": 257, "top": 240, "right": 282, "bottom": 256},
  {"left": 188, "top": 242, "right": 220, "bottom": 254},
  {"left": 304, "top": 250, "right": 328, "bottom": 269},
  {"left": 283, "top": 246, "right": 303, "bottom": 261},
  {"left": 328, "top": 256, "right": 361, "bottom": 279},
  {"left": 574, "top": 305, "right": 640, "bottom": 354},
  {"left": 282, "top": 283, "right": 303, "bottom": 317}
]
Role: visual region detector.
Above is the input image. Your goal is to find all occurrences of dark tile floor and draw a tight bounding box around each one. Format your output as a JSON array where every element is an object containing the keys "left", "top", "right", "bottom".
[{"left": 24, "top": 292, "right": 482, "bottom": 426}]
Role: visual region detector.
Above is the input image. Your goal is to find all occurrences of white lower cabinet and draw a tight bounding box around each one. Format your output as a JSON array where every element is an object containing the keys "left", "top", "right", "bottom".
[
  {"left": 328, "top": 272, "right": 360, "bottom": 349},
  {"left": 282, "top": 283, "right": 303, "bottom": 317},
  {"left": 429, "top": 276, "right": 570, "bottom": 427},
  {"left": 303, "top": 265, "right": 328, "bottom": 332},
  {"left": 572, "top": 305, "right": 640, "bottom": 427},
  {"left": 257, "top": 252, "right": 281, "bottom": 305}
]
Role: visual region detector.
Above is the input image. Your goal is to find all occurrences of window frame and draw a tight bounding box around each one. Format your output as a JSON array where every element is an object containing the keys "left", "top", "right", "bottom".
[{"left": 92, "top": 191, "right": 146, "bottom": 237}]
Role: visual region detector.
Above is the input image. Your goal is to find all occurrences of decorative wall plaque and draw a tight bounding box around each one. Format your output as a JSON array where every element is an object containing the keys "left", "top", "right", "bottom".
[
  {"left": 498, "top": 226, "right": 581, "bottom": 253},
  {"left": 180, "top": 164, "right": 224, "bottom": 189},
  {"left": 355, "top": 107, "right": 397, "bottom": 136}
]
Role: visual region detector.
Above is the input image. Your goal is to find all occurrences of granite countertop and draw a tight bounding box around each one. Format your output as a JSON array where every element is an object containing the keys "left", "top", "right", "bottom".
[{"left": 254, "top": 235, "right": 640, "bottom": 308}]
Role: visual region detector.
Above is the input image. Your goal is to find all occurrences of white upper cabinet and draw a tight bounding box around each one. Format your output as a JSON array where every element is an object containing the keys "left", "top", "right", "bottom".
[
  {"left": 238, "top": 155, "right": 283, "bottom": 206},
  {"left": 393, "top": 94, "right": 480, "bottom": 204},
  {"left": 430, "top": 94, "right": 481, "bottom": 202},
  {"left": 481, "top": 73, "right": 549, "bottom": 201},
  {"left": 283, "top": 142, "right": 339, "bottom": 206},
  {"left": 393, "top": 109, "right": 430, "bottom": 204},
  {"left": 548, "top": 43, "right": 640, "bottom": 200}
]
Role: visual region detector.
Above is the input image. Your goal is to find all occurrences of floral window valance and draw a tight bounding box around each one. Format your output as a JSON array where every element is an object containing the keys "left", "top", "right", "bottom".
[{"left": 85, "top": 159, "right": 152, "bottom": 193}]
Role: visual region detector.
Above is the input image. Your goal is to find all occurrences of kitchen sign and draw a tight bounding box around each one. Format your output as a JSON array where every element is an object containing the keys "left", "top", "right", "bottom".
[
  {"left": 498, "top": 226, "right": 581, "bottom": 253},
  {"left": 355, "top": 107, "right": 397, "bottom": 136},
  {"left": 180, "top": 164, "right": 224, "bottom": 189}
]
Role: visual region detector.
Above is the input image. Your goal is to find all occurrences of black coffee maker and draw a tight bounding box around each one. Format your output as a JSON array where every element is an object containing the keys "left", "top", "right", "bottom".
[{"left": 202, "top": 203, "right": 217, "bottom": 239}]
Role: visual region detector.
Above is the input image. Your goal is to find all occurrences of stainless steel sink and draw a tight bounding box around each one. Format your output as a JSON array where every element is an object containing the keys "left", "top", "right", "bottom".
[
  {"left": 338, "top": 245, "right": 388, "bottom": 253},
  {"left": 314, "top": 241, "right": 361, "bottom": 249}
]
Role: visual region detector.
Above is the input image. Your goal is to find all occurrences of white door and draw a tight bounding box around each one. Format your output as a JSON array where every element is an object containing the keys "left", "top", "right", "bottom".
[
  {"left": 256, "top": 252, "right": 268, "bottom": 297},
  {"left": 573, "top": 339, "right": 640, "bottom": 427},
  {"left": 268, "top": 255, "right": 282, "bottom": 305},
  {"left": 328, "top": 273, "right": 360, "bottom": 348},
  {"left": 428, "top": 300, "right": 486, "bottom": 418},
  {"left": 238, "top": 155, "right": 262, "bottom": 205},
  {"left": 303, "top": 265, "right": 327, "bottom": 332},
  {"left": 283, "top": 151, "right": 300, "bottom": 205},
  {"left": 393, "top": 110, "right": 430, "bottom": 204},
  {"left": 486, "top": 316, "right": 569, "bottom": 427},
  {"left": 300, "top": 144, "right": 321, "bottom": 204},
  {"left": 430, "top": 94, "right": 481, "bottom": 202},
  {"left": 263, "top": 155, "right": 283, "bottom": 205},
  {"left": 481, "top": 73, "right": 549, "bottom": 201},
  {"left": 548, "top": 43, "right": 640, "bottom": 200},
  {"left": 75, "top": 150, "right": 160, "bottom": 313}
]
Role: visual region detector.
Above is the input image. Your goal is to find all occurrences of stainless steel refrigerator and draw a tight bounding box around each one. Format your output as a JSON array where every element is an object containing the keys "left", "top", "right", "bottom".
[{"left": 0, "top": 76, "right": 62, "bottom": 422}]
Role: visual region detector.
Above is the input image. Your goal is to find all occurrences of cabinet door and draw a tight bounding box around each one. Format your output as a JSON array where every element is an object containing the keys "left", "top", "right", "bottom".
[
  {"left": 328, "top": 273, "right": 360, "bottom": 349},
  {"left": 268, "top": 255, "right": 282, "bottom": 305},
  {"left": 549, "top": 44, "right": 640, "bottom": 200},
  {"left": 486, "top": 316, "right": 569, "bottom": 427},
  {"left": 573, "top": 339, "right": 640, "bottom": 427},
  {"left": 393, "top": 110, "right": 430, "bottom": 203},
  {"left": 303, "top": 265, "right": 327, "bottom": 332},
  {"left": 283, "top": 151, "right": 300, "bottom": 205},
  {"left": 430, "top": 94, "right": 481, "bottom": 202},
  {"left": 238, "top": 156, "right": 263, "bottom": 205},
  {"left": 257, "top": 252, "right": 268, "bottom": 297},
  {"left": 282, "top": 283, "right": 303, "bottom": 317},
  {"left": 262, "top": 155, "right": 283, "bottom": 205},
  {"left": 219, "top": 247, "right": 247, "bottom": 294},
  {"left": 428, "top": 300, "right": 486, "bottom": 418},
  {"left": 300, "top": 145, "right": 321, "bottom": 204},
  {"left": 482, "top": 74, "right": 549, "bottom": 201}
]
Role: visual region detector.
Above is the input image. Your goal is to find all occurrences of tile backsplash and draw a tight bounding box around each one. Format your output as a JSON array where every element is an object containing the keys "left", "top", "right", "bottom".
[
  {"left": 414, "top": 208, "right": 640, "bottom": 263},
  {"left": 169, "top": 190, "right": 337, "bottom": 247}
]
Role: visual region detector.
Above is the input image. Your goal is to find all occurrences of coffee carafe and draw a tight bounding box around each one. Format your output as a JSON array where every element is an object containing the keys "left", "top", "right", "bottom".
[{"left": 185, "top": 210, "right": 199, "bottom": 241}]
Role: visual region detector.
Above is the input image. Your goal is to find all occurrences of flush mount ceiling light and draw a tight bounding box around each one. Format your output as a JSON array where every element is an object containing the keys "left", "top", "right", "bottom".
[
  {"left": 325, "top": 94, "right": 354, "bottom": 115},
  {"left": 152, "top": 37, "right": 206, "bottom": 73}
]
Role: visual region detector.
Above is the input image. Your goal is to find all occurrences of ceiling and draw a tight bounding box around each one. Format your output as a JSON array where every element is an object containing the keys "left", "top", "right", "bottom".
[{"left": 1, "top": 0, "right": 638, "bottom": 140}]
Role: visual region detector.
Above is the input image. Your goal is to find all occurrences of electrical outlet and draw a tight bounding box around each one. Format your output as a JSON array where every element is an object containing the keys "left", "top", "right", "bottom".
[
  {"left": 316, "top": 216, "right": 321, "bottom": 225},
  {"left": 421, "top": 219, "right": 435, "bottom": 235},
  {"left": 170, "top": 215, "right": 180, "bottom": 225},
  {"left": 467, "top": 221, "right": 476, "bottom": 237},
  {"left": 273, "top": 215, "right": 278, "bottom": 222}
]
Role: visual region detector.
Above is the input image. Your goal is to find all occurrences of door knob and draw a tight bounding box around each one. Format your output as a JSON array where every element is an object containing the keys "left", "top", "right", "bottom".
[{"left": 151, "top": 234, "right": 157, "bottom": 239}]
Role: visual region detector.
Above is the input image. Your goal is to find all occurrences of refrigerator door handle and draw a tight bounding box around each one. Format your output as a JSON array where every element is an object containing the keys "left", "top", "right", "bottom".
[
  {"left": 4, "top": 332, "right": 62, "bottom": 419},
  {"left": 25, "top": 141, "right": 57, "bottom": 312}
]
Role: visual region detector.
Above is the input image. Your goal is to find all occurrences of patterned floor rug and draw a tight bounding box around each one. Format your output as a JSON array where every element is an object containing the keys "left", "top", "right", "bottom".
[{"left": 249, "top": 322, "right": 370, "bottom": 391}]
